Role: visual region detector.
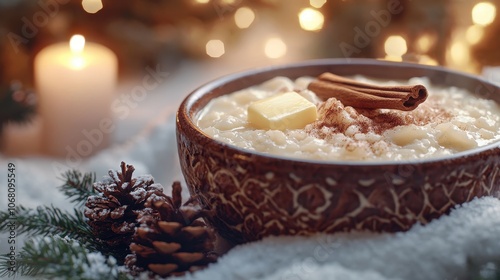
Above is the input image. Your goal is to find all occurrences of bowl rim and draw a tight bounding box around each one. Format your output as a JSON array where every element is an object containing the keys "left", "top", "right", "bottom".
[{"left": 178, "top": 58, "right": 500, "bottom": 166}]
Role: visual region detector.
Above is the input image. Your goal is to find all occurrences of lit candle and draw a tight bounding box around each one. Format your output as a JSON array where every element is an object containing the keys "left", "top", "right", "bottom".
[{"left": 35, "top": 35, "right": 117, "bottom": 157}]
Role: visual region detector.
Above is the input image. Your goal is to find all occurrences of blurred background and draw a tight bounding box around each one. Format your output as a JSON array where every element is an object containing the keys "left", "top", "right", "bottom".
[
  {"left": 0, "top": 0, "right": 499, "bottom": 158},
  {"left": 1, "top": 0, "right": 499, "bottom": 83}
]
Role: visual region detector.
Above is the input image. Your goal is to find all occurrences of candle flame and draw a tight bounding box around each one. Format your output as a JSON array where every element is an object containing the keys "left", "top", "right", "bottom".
[
  {"left": 70, "top": 35, "right": 85, "bottom": 54},
  {"left": 69, "top": 35, "right": 86, "bottom": 69}
]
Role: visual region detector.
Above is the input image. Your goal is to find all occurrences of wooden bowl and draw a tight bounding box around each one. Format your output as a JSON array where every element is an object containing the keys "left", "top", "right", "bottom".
[{"left": 176, "top": 59, "right": 500, "bottom": 244}]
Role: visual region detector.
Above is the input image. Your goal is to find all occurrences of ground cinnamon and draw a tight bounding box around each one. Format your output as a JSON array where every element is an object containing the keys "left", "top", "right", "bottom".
[{"left": 307, "top": 72, "right": 428, "bottom": 111}]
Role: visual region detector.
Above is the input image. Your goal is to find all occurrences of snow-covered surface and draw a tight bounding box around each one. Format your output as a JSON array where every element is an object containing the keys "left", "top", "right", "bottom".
[
  {"left": 180, "top": 197, "right": 500, "bottom": 280},
  {"left": 1, "top": 60, "right": 500, "bottom": 279}
]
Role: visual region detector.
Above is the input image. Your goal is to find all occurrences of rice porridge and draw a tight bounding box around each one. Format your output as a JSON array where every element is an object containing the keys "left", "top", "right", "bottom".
[{"left": 196, "top": 76, "right": 500, "bottom": 161}]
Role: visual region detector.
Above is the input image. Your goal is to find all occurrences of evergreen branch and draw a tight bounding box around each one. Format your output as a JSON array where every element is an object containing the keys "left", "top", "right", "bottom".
[
  {"left": 0, "top": 205, "right": 95, "bottom": 248},
  {"left": 0, "top": 81, "right": 36, "bottom": 128},
  {"left": 466, "top": 257, "right": 500, "bottom": 280},
  {"left": 58, "top": 170, "right": 97, "bottom": 206},
  {"left": 0, "top": 205, "right": 130, "bottom": 262},
  {"left": 0, "top": 236, "right": 132, "bottom": 280}
]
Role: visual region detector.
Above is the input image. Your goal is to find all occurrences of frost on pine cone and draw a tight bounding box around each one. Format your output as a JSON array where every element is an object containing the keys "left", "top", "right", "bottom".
[
  {"left": 84, "top": 162, "right": 167, "bottom": 257},
  {"left": 125, "top": 181, "right": 217, "bottom": 278}
]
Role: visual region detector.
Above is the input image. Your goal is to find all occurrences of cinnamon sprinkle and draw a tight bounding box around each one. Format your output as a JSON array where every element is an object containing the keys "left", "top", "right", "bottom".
[{"left": 306, "top": 95, "right": 452, "bottom": 138}]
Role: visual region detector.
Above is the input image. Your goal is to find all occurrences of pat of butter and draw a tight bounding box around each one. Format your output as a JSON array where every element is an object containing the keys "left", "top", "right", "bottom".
[{"left": 247, "top": 91, "right": 318, "bottom": 130}]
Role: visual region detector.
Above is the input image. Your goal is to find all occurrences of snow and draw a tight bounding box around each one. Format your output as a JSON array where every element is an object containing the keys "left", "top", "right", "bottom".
[
  {"left": 178, "top": 197, "right": 500, "bottom": 280},
  {"left": 1, "top": 60, "right": 500, "bottom": 279},
  {"left": 130, "top": 188, "right": 147, "bottom": 201},
  {"left": 135, "top": 175, "right": 155, "bottom": 186},
  {"left": 3, "top": 109, "right": 499, "bottom": 279}
]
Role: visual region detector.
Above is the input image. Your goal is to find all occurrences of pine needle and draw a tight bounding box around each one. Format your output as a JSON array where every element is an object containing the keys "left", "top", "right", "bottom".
[
  {"left": 0, "top": 236, "right": 131, "bottom": 279},
  {"left": 58, "top": 170, "right": 97, "bottom": 206},
  {"left": 0, "top": 205, "right": 95, "bottom": 249}
]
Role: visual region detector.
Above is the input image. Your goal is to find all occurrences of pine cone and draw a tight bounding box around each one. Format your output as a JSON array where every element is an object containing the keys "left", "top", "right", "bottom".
[
  {"left": 125, "top": 181, "right": 217, "bottom": 278},
  {"left": 84, "top": 162, "right": 167, "bottom": 256}
]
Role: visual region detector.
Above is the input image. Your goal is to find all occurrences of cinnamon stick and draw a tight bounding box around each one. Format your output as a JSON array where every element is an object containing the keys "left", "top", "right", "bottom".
[{"left": 307, "top": 72, "right": 428, "bottom": 111}]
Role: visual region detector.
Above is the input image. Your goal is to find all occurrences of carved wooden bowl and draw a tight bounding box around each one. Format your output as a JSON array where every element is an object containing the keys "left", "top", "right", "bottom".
[{"left": 176, "top": 59, "right": 500, "bottom": 244}]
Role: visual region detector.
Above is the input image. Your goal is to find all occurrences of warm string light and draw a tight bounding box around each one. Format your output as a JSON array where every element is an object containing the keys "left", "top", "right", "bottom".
[
  {"left": 446, "top": 35, "right": 471, "bottom": 70},
  {"left": 81, "top": 0, "right": 103, "bottom": 14},
  {"left": 466, "top": 25, "right": 484, "bottom": 45},
  {"left": 194, "top": 2, "right": 327, "bottom": 59},
  {"left": 472, "top": 2, "right": 497, "bottom": 26},
  {"left": 82, "top": 0, "right": 488, "bottom": 69},
  {"left": 418, "top": 55, "right": 438, "bottom": 66},
  {"left": 384, "top": 35, "right": 407, "bottom": 61},
  {"left": 298, "top": 8, "right": 324, "bottom": 31},
  {"left": 234, "top": 7, "right": 255, "bottom": 29},
  {"left": 462, "top": 2, "right": 496, "bottom": 51},
  {"left": 199, "top": 2, "right": 326, "bottom": 59},
  {"left": 206, "top": 39, "right": 225, "bottom": 58},
  {"left": 449, "top": 41, "right": 470, "bottom": 66},
  {"left": 309, "top": 0, "right": 327, "bottom": 8},
  {"left": 264, "top": 37, "right": 287, "bottom": 59},
  {"left": 415, "top": 33, "right": 435, "bottom": 54},
  {"left": 444, "top": 2, "right": 496, "bottom": 70}
]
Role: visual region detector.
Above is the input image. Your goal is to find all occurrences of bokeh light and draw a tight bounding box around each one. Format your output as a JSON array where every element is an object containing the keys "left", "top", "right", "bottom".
[
  {"left": 194, "top": 0, "right": 210, "bottom": 3},
  {"left": 298, "top": 8, "right": 324, "bottom": 31},
  {"left": 384, "top": 35, "right": 407, "bottom": 57},
  {"left": 418, "top": 55, "right": 438, "bottom": 66},
  {"left": 450, "top": 41, "right": 470, "bottom": 65},
  {"left": 206, "top": 40, "right": 225, "bottom": 58},
  {"left": 264, "top": 37, "right": 287, "bottom": 59},
  {"left": 415, "top": 33, "right": 435, "bottom": 54},
  {"left": 310, "top": 0, "right": 327, "bottom": 8},
  {"left": 472, "top": 2, "right": 496, "bottom": 26},
  {"left": 466, "top": 25, "right": 484, "bottom": 44},
  {"left": 81, "top": 0, "right": 103, "bottom": 14},
  {"left": 234, "top": 7, "right": 255, "bottom": 29}
]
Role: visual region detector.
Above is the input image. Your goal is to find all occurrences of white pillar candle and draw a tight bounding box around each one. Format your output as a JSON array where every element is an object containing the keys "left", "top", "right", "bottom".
[{"left": 35, "top": 35, "right": 117, "bottom": 158}]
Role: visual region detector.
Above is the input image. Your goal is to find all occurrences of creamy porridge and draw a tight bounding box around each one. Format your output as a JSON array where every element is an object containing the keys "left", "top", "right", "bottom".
[{"left": 196, "top": 76, "right": 500, "bottom": 161}]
